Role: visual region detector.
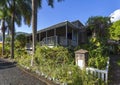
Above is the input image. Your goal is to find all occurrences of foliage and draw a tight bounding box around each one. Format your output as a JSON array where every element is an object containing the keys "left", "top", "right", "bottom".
[
  {"left": 35, "top": 46, "right": 73, "bottom": 65},
  {"left": 5, "top": 36, "right": 11, "bottom": 42},
  {"left": 118, "top": 45, "right": 120, "bottom": 54},
  {"left": 31, "top": 0, "right": 63, "bottom": 55},
  {"left": 0, "top": 43, "right": 2, "bottom": 55},
  {"left": 86, "top": 16, "right": 111, "bottom": 38},
  {"left": 109, "top": 44, "right": 120, "bottom": 54},
  {"left": 12, "top": 44, "right": 106, "bottom": 84},
  {"left": 4, "top": 34, "right": 27, "bottom": 58},
  {"left": 75, "top": 36, "right": 109, "bottom": 69},
  {"left": 0, "top": 0, "right": 32, "bottom": 58},
  {"left": 15, "top": 34, "right": 27, "bottom": 48},
  {"left": 34, "top": 46, "right": 105, "bottom": 84},
  {"left": 88, "top": 56, "right": 108, "bottom": 69},
  {"left": 2, "top": 36, "right": 11, "bottom": 57},
  {"left": 14, "top": 48, "right": 31, "bottom": 67},
  {"left": 117, "top": 59, "right": 120, "bottom": 66},
  {"left": 109, "top": 20, "right": 120, "bottom": 40}
]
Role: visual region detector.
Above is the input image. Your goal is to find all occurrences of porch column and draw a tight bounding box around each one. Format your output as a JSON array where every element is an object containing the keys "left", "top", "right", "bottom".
[
  {"left": 77, "top": 31, "right": 78, "bottom": 46},
  {"left": 66, "top": 23, "right": 68, "bottom": 46},
  {"left": 30, "top": 36, "right": 32, "bottom": 42},
  {"left": 46, "top": 31, "right": 47, "bottom": 44},
  {"left": 39, "top": 33, "right": 41, "bottom": 42},
  {"left": 72, "top": 29, "right": 74, "bottom": 40},
  {"left": 54, "top": 28, "right": 57, "bottom": 45},
  {"left": 54, "top": 28, "right": 56, "bottom": 36}
]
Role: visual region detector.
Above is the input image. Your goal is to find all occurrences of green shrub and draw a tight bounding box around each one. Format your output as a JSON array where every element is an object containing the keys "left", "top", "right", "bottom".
[
  {"left": 75, "top": 36, "right": 109, "bottom": 70},
  {"left": 34, "top": 45, "right": 105, "bottom": 84},
  {"left": 0, "top": 43, "right": 2, "bottom": 56},
  {"left": 35, "top": 46, "right": 73, "bottom": 65},
  {"left": 88, "top": 56, "right": 108, "bottom": 69},
  {"left": 117, "top": 59, "right": 120, "bottom": 66},
  {"left": 15, "top": 34, "right": 27, "bottom": 48},
  {"left": 3, "top": 42, "right": 10, "bottom": 58},
  {"left": 14, "top": 48, "right": 31, "bottom": 67}
]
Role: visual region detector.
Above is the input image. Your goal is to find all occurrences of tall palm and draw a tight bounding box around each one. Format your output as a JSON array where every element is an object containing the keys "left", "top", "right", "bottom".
[
  {"left": 1, "top": 20, "right": 6, "bottom": 56},
  {"left": 0, "top": 0, "right": 32, "bottom": 58},
  {"left": 0, "top": 7, "right": 8, "bottom": 56},
  {"left": 86, "top": 16, "right": 111, "bottom": 37},
  {"left": 31, "top": 0, "right": 62, "bottom": 65},
  {"left": 11, "top": 0, "right": 32, "bottom": 59},
  {"left": 32, "top": 0, "right": 62, "bottom": 53}
]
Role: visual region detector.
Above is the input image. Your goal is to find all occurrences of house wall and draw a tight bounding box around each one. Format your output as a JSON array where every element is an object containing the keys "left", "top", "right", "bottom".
[
  {"left": 78, "top": 29, "right": 87, "bottom": 44},
  {"left": 56, "top": 26, "right": 66, "bottom": 36},
  {"left": 72, "top": 21, "right": 84, "bottom": 29},
  {"left": 47, "top": 29, "right": 54, "bottom": 37}
]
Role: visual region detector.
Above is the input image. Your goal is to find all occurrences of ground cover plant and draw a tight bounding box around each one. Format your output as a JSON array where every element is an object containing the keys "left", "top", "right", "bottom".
[{"left": 33, "top": 46, "right": 105, "bottom": 84}]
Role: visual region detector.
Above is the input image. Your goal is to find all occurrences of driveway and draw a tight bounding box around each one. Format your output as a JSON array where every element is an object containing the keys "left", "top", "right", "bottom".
[
  {"left": 0, "top": 59, "right": 47, "bottom": 85},
  {"left": 109, "top": 55, "right": 120, "bottom": 85}
]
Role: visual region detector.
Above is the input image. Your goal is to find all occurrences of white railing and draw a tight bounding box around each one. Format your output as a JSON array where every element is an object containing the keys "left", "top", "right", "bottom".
[
  {"left": 59, "top": 37, "right": 67, "bottom": 46},
  {"left": 40, "top": 36, "right": 58, "bottom": 46},
  {"left": 86, "top": 58, "right": 110, "bottom": 83},
  {"left": 59, "top": 37, "right": 77, "bottom": 46},
  {"left": 41, "top": 36, "right": 77, "bottom": 47}
]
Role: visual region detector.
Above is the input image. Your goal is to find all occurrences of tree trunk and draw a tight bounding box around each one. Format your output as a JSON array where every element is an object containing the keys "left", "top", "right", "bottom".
[
  {"left": 11, "top": 1, "right": 15, "bottom": 59},
  {"left": 1, "top": 20, "right": 5, "bottom": 56},
  {"left": 31, "top": 0, "right": 37, "bottom": 66}
]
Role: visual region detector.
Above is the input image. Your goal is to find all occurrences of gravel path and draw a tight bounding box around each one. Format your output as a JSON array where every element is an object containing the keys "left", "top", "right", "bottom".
[
  {"left": 0, "top": 59, "right": 47, "bottom": 85},
  {"left": 109, "top": 55, "right": 120, "bottom": 85}
]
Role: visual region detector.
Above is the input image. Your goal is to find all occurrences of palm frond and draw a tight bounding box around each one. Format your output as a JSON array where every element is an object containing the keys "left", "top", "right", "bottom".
[{"left": 47, "top": 0, "right": 54, "bottom": 7}]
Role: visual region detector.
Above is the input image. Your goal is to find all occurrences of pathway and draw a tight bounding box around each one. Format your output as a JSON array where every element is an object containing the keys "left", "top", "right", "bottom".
[
  {"left": 109, "top": 55, "right": 120, "bottom": 85},
  {"left": 0, "top": 59, "right": 48, "bottom": 85}
]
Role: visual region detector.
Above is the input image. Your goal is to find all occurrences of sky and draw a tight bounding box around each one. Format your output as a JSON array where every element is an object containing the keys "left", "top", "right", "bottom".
[{"left": 16, "top": 0, "right": 120, "bottom": 33}]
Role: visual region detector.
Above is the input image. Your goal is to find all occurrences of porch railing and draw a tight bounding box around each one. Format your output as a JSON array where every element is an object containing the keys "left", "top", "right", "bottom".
[
  {"left": 40, "top": 36, "right": 58, "bottom": 46},
  {"left": 40, "top": 36, "right": 77, "bottom": 47},
  {"left": 86, "top": 58, "right": 110, "bottom": 83}
]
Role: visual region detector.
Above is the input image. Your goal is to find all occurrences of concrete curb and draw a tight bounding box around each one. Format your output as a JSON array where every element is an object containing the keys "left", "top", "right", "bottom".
[
  {"left": 0, "top": 58, "right": 58, "bottom": 85},
  {"left": 17, "top": 65, "right": 57, "bottom": 85}
]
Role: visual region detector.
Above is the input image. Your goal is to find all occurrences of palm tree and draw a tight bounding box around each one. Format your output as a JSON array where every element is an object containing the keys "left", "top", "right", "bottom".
[
  {"left": 1, "top": 20, "right": 6, "bottom": 56},
  {"left": 0, "top": 7, "right": 8, "bottom": 56},
  {"left": 31, "top": 0, "right": 63, "bottom": 53},
  {"left": 10, "top": 0, "right": 32, "bottom": 59},
  {"left": 86, "top": 16, "right": 111, "bottom": 37},
  {"left": 0, "top": 0, "right": 32, "bottom": 58},
  {"left": 31, "top": 0, "right": 62, "bottom": 65}
]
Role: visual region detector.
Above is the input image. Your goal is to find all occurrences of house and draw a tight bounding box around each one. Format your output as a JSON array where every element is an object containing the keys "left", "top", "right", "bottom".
[{"left": 26, "top": 20, "right": 87, "bottom": 48}]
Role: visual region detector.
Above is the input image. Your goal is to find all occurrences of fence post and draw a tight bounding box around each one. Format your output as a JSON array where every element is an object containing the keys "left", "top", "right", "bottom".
[{"left": 75, "top": 49, "right": 88, "bottom": 69}]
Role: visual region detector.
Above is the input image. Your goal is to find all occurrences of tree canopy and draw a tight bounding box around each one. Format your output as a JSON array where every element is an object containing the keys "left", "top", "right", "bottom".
[
  {"left": 86, "top": 16, "right": 111, "bottom": 38},
  {"left": 109, "top": 20, "right": 120, "bottom": 41}
]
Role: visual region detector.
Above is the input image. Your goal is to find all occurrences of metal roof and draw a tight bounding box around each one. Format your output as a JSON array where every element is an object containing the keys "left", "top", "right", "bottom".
[
  {"left": 37, "top": 21, "right": 82, "bottom": 33},
  {"left": 26, "top": 20, "right": 84, "bottom": 36}
]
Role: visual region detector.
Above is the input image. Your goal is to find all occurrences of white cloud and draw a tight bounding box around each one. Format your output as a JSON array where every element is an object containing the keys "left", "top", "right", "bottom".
[{"left": 110, "top": 9, "right": 120, "bottom": 22}]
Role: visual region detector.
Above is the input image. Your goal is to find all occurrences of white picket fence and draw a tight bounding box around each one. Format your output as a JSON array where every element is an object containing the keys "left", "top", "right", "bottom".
[{"left": 86, "top": 58, "right": 110, "bottom": 83}]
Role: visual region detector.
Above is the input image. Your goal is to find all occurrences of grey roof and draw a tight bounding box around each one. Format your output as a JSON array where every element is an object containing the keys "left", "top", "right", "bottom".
[
  {"left": 37, "top": 20, "right": 83, "bottom": 33},
  {"left": 26, "top": 20, "right": 84, "bottom": 36}
]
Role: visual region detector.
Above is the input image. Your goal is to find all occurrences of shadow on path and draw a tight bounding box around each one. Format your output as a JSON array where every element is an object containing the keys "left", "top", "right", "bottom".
[
  {"left": 109, "top": 55, "right": 120, "bottom": 85},
  {"left": 0, "top": 58, "right": 47, "bottom": 85},
  {"left": 0, "top": 58, "right": 16, "bottom": 69}
]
